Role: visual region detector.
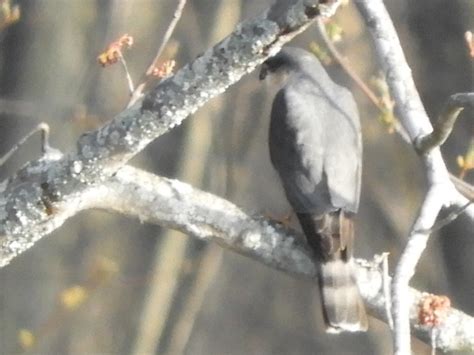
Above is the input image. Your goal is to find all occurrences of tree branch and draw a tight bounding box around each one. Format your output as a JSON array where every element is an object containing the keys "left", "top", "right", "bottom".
[
  {"left": 13, "top": 165, "right": 474, "bottom": 352},
  {"left": 1, "top": 1, "right": 472, "bottom": 353},
  {"left": 417, "top": 93, "right": 474, "bottom": 153},
  {"left": 354, "top": 0, "right": 473, "bottom": 354},
  {"left": 104, "top": 167, "right": 474, "bottom": 353},
  {"left": 2, "top": 147, "right": 474, "bottom": 352},
  {"left": 0, "top": 0, "right": 343, "bottom": 267}
]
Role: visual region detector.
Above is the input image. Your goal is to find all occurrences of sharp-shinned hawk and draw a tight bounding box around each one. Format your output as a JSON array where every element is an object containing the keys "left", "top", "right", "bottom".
[{"left": 260, "top": 47, "right": 368, "bottom": 333}]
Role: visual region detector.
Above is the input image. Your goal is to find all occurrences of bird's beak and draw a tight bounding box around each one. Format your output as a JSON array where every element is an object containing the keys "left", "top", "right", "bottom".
[{"left": 259, "top": 63, "right": 268, "bottom": 80}]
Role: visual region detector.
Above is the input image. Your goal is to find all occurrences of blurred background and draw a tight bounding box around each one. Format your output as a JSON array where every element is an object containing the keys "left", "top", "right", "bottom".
[{"left": 0, "top": 1, "right": 473, "bottom": 354}]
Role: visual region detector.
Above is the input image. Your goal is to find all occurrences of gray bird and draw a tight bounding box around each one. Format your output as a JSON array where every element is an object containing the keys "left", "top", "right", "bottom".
[{"left": 260, "top": 47, "right": 368, "bottom": 333}]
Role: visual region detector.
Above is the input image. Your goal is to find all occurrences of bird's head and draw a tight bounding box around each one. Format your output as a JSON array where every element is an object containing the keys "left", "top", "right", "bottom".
[
  {"left": 259, "top": 47, "right": 316, "bottom": 86},
  {"left": 259, "top": 52, "right": 291, "bottom": 81}
]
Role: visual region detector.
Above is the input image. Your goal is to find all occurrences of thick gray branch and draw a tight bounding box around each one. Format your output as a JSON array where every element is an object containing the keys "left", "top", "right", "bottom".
[
  {"left": 26, "top": 165, "right": 474, "bottom": 352},
  {"left": 104, "top": 167, "right": 474, "bottom": 353},
  {"left": 2, "top": 150, "right": 474, "bottom": 352},
  {"left": 0, "top": 0, "right": 342, "bottom": 267}
]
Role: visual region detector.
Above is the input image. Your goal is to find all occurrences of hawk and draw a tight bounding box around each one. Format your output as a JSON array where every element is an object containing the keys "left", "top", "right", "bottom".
[{"left": 260, "top": 47, "right": 368, "bottom": 333}]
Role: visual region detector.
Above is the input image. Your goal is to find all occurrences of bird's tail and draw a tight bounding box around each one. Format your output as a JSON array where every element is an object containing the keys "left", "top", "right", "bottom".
[
  {"left": 319, "top": 254, "right": 368, "bottom": 333},
  {"left": 297, "top": 211, "right": 368, "bottom": 333}
]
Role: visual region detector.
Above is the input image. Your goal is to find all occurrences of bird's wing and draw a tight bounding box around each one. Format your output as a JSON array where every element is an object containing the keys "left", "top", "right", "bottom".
[
  {"left": 321, "top": 84, "right": 362, "bottom": 213},
  {"left": 269, "top": 80, "right": 328, "bottom": 215},
  {"left": 270, "top": 74, "right": 361, "bottom": 215}
]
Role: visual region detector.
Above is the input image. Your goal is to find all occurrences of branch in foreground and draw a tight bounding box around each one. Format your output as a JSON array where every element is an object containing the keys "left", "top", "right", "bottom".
[
  {"left": 389, "top": 188, "right": 444, "bottom": 354},
  {"left": 93, "top": 166, "right": 474, "bottom": 353},
  {"left": 354, "top": 1, "right": 473, "bottom": 354},
  {"left": 0, "top": 0, "right": 343, "bottom": 267}
]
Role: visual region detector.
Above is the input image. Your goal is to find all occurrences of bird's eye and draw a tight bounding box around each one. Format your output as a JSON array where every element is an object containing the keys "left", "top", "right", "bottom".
[{"left": 266, "top": 62, "right": 277, "bottom": 72}]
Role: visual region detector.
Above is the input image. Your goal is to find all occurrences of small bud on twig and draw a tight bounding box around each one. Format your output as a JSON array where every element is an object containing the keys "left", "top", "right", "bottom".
[
  {"left": 151, "top": 59, "right": 176, "bottom": 79},
  {"left": 97, "top": 34, "right": 134, "bottom": 67}
]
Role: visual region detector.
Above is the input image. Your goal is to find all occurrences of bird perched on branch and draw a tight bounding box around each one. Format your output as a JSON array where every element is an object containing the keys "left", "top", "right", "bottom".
[{"left": 260, "top": 47, "right": 367, "bottom": 333}]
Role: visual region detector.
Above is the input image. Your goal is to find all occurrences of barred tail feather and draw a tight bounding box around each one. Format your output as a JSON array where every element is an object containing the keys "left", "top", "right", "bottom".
[
  {"left": 319, "top": 257, "right": 368, "bottom": 333},
  {"left": 297, "top": 211, "right": 368, "bottom": 333}
]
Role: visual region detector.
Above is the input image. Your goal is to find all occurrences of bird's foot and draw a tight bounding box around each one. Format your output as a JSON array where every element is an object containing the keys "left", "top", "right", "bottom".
[{"left": 263, "top": 211, "right": 294, "bottom": 228}]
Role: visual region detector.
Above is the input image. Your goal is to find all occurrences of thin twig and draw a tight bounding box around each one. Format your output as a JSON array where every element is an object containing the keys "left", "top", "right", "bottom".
[
  {"left": 39, "top": 122, "right": 50, "bottom": 154},
  {"left": 380, "top": 252, "right": 394, "bottom": 330},
  {"left": 0, "top": 122, "right": 49, "bottom": 167},
  {"left": 417, "top": 93, "right": 474, "bottom": 153},
  {"left": 146, "top": 0, "right": 187, "bottom": 77},
  {"left": 431, "top": 329, "right": 437, "bottom": 355},
  {"left": 315, "top": 18, "right": 411, "bottom": 143},
  {"left": 391, "top": 190, "right": 444, "bottom": 355},
  {"left": 316, "top": 18, "right": 381, "bottom": 108},
  {"left": 128, "top": 0, "right": 187, "bottom": 106},
  {"left": 119, "top": 55, "right": 135, "bottom": 94},
  {"left": 421, "top": 199, "right": 474, "bottom": 234},
  {"left": 450, "top": 172, "right": 474, "bottom": 200}
]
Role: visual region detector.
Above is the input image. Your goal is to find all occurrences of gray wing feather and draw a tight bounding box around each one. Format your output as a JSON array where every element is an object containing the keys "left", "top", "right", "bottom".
[
  {"left": 323, "top": 85, "right": 362, "bottom": 212},
  {"left": 269, "top": 70, "right": 361, "bottom": 215}
]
